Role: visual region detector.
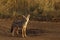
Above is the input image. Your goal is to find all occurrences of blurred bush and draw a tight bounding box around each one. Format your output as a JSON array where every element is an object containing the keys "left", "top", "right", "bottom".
[{"left": 54, "top": 2, "right": 60, "bottom": 10}]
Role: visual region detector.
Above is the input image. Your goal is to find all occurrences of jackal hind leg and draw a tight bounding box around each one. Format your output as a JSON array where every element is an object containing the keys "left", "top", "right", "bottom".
[
  {"left": 11, "top": 27, "right": 18, "bottom": 36},
  {"left": 16, "top": 27, "right": 19, "bottom": 35},
  {"left": 12, "top": 28, "right": 15, "bottom": 36}
]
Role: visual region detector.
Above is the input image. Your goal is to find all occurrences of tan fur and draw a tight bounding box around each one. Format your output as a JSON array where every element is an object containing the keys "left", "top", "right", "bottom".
[
  {"left": 22, "top": 26, "right": 27, "bottom": 37},
  {"left": 11, "top": 14, "right": 30, "bottom": 38},
  {"left": 12, "top": 26, "right": 19, "bottom": 36},
  {"left": 11, "top": 26, "right": 27, "bottom": 37}
]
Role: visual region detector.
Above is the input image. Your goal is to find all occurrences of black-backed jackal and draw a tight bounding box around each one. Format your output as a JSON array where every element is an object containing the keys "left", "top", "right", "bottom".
[{"left": 10, "top": 15, "right": 30, "bottom": 37}]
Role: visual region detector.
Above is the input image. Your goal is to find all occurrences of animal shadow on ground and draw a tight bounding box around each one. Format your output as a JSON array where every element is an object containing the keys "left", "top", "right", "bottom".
[
  {"left": 19, "top": 29, "right": 46, "bottom": 37},
  {"left": 27, "top": 29, "right": 45, "bottom": 36}
]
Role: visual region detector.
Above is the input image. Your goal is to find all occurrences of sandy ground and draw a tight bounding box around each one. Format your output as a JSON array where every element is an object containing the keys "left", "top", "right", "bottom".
[{"left": 0, "top": 19, "right": 60, "bottom": 40}]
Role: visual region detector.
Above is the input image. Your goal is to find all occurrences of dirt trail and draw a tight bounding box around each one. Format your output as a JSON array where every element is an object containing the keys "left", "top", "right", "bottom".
[{"left": 0, "top": 19, "right": 60, "bottom": 40}]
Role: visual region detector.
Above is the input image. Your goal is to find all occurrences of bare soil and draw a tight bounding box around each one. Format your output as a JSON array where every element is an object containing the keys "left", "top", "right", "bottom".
[{"left": 0, "top": 19, "right": 60, "bottom": 40}]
